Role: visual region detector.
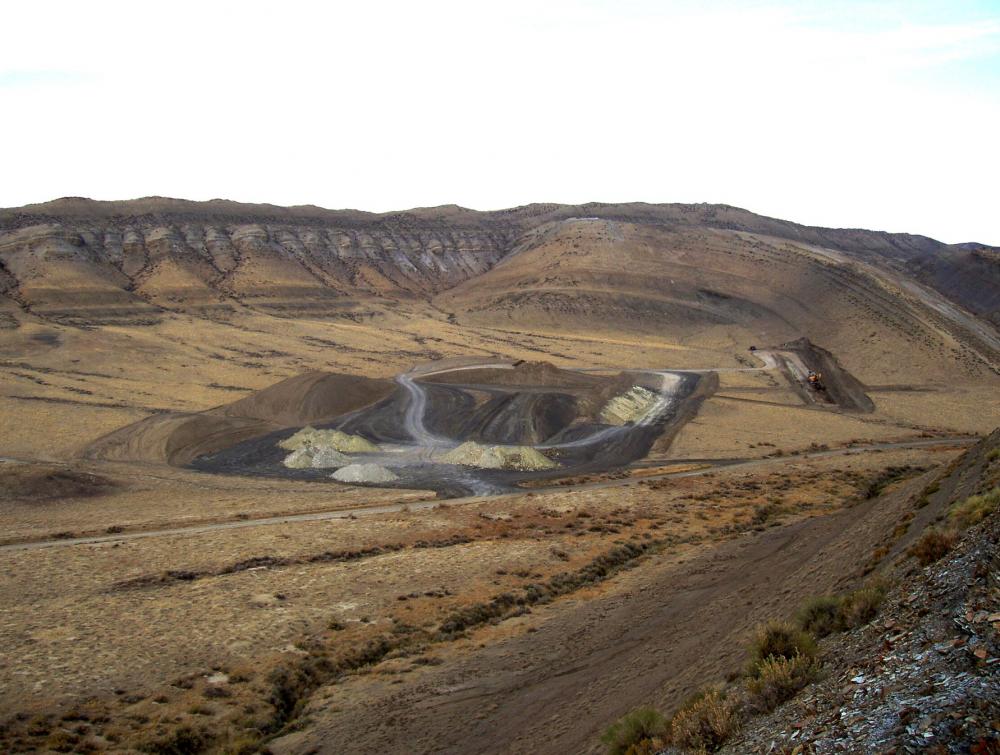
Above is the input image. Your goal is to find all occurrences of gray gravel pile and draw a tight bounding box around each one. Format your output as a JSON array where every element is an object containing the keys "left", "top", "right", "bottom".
[{"left": 331, "top": 464, "right": 399, "bottom": 484}]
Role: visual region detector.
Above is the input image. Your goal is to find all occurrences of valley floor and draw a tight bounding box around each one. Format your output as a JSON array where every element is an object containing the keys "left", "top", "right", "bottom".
[{"left": 0, "top": 296, "right": 997, "bottom": 753}]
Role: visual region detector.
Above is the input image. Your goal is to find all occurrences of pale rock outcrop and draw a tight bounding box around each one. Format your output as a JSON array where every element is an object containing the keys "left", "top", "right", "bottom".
[
  {"left": 282, "top": 445, "right": 351, "bottom": 469},
  {"left": 599, "top": 386, "right": 660, "bottom": 426}
]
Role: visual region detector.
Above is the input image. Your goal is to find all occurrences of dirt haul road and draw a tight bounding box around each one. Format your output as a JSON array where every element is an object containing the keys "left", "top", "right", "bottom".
[
  {"left": 270, "top": 456, "right": 938, "bottom": 755},
  {"left": 0, "top": 438, "right": 972, "bottom": 552}
]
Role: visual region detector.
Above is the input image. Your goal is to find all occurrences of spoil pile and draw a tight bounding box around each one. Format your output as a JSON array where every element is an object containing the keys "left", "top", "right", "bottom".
[
  {"left": 283, "top": 446, "right": 352, "bottom": 469},
  {"left": 280, "top": 426, "right": 380, "bottom": 469},
  {"left": 441, "top": 441, "right": 558, "bottom": 471},
  {"left": 279, "top": 427, "right": 380, "bottom": 453},
  {"left": 599, "top": 386, "right": 659, "bottom": 425},
  {"left": 331, "top": 464, "right": 399, "bottom": 483}
]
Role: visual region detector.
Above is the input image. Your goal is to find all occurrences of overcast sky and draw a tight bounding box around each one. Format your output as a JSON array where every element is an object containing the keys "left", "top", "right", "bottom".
[{"left": 2, "top": 0, "right": 998, "bottom": 244}]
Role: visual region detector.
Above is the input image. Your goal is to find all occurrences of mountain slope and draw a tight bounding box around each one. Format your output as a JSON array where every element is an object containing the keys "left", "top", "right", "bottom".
[
  {"left": 1, "top": 198, "right": 997, "bottom": 328},
  {"left": 438, "top": 218, "right": 999, "bottom": 382}
]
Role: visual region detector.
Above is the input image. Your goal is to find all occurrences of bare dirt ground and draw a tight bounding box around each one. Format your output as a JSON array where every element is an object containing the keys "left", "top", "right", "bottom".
[
  {"left": 0, "top": 445, "right": 964, "bottom": 752},
  {"left": 271, "top": 457, "right": 943, "bottom": 755}
]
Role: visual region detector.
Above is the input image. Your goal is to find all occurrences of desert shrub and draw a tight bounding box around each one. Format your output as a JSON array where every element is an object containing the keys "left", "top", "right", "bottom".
[
  {"left": 909, "top": 528, "right": 958, "bottom": 566},
  {"left": 796, "top": 595, "right": 842, "bottom": 638},
  {"left": 601, "top": 706, "right": 667, "bottom": 755},
  {"left": 747, "top": 621, "right": 817, "bottom": 675},
  {"left": 744, "top": 654, "right": 819, "bottom": 713},
  {"left": 751, "top": 503, "right": 783, "bottom": 526},
  {"left": 864, "top": 465, "right": 916, "bottom": 499},
  {"left": 26, "top": 715, "right": 52, "bottom": 736},
  {"left": 139, "top": 724, "right": 210, "bottom": 754},
  {"left": 219, "top": 735, "right": 260, "bottom": 755},
  {"left": 45, "top": 729, "right": 80, "bottom": 753},
  {"left": 948, "top": 488, "right": 999, "bottom": 529},
  {"left": 837, "top": 578, "right": 889, "bottom": 629},
  {"left": 267, "top": 662, "right": 319, "bottom": 722},
  {"left": 667, "top": 688, "right": 741, "bottom": 753}
]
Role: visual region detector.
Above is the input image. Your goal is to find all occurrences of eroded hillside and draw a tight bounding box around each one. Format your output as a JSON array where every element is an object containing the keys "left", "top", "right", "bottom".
[{"left": 1, "top": 197, "right": 997, "bottom": 331}]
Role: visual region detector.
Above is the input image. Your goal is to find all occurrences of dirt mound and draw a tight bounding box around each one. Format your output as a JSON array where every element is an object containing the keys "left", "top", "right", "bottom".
[
  {"left": 278, "top": 427, "right": 380, "bottom": 453},
  {"left": 85, "top": 372, "right": 393, "bottom": 466},
  {"left": 779, "top": 338, "right": 875, "bottom": 412},
  {"left": 222, "top": 372, "right": 394, "bottom": 426},
  {"left": 440, "top": 441, "right": 558, "bottom": 470},
  {"left": 428, "top": 361, "right": 605, "bottom": 390},
  {"left": 0, "top": 462, "right": 116, "bottom": 501},
  {"left": 282, "top": 446, "right": 351, "bottom": 470},
  {"left": 85, "top": 413, "right": 274, "bottom": 466},
  {"left": 331, "top": 464, "right": 399, "bottom": 483}
]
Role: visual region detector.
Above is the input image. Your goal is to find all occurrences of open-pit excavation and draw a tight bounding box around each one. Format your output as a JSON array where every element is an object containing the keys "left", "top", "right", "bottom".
[{"left": 190, "top": 360, "right": 710, "bottom": 497}]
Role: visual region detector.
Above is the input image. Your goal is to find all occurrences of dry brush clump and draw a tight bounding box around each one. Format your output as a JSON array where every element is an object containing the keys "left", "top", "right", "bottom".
[
  {"left": 744, "top": 654, "right": 820, "bottom": 713},
  {"left": 797, "top": 578, "right": 891, "bottom": 636},
  {"left": 666, "top": 688, "right": 741, "bottom": 753},
  {"left": 743, "top": 621, "right": 821, "bottom": 714},
  {"left": 746, "top": 620, "right": 818, "bottom": 673},
  {"left": 908, "top": 483, "right": 999, "bottom": 567},
  {"left": 837, "top": 579, "right": 890, "bottom": 628},
  {"left": 948, "top": 487, "right": 999, "bottom": 529},
  {"left": 909, "top": 527, "right": 957, "bottom": 565},
  {"left": 139, "top": 723, "right": 211, "bottom": 754},
  {"left": 603, "top": 578, "right": 892, "bottom": 754},
  {"left": 599, "top": 706, "right": 667, "bottom": 755},
  {"left": 795, "top": 595, "right": 843, "bottom": 638}
]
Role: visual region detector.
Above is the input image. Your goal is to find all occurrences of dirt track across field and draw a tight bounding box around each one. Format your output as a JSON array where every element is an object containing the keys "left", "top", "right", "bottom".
[
  {"left": 0, "top": 437, "right": 972, "bottom": 552},
  {"left": 271, "top": 454, "right": 933, "bottom": 755}
]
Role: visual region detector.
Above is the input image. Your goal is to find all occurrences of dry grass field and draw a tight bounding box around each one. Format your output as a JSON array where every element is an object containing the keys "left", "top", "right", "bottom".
[{"left": 0, "top": 199, "right": 997, "bottom": 753}]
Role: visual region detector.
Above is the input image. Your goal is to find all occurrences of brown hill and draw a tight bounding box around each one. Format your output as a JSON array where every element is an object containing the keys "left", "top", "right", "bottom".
[
  {"left": 438, "top": 218, "right": 998, "bottom": 384},
  {"left": 1, "top": 198, "right": 997, "bottom": 327}
]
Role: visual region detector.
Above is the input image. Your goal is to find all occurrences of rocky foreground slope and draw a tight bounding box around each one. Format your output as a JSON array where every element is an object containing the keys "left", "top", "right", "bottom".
[
  {"left": 715, "top": 431, "right": 1000, "bottom": 754},
  {"left": 720, "top": 505, "right": 999, "bottom": 753},
  {"left": 600, "top": 430, "right": 1000, "bottom": 755}
]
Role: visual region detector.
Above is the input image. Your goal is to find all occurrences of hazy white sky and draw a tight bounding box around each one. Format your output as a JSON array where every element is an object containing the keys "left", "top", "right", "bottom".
[{"left": 2, "top": 0, "right": 998, "bottom": 244}]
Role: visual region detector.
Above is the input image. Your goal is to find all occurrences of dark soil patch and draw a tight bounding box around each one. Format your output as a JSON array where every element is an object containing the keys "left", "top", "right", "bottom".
[{"left": 0, "top": 464, "right": 116, "bottom": 502}]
